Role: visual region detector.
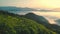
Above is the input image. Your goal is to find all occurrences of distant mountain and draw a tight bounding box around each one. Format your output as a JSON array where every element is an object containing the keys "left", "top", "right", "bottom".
[
  {"left": 52, "top": 8, "right": 60, "bottom": 11},
  {"left": 0, "top": 6, "right": 38, "bottom": 11},
  {"left": 39, "top": 9, "right": 52, "bottom": 11}
]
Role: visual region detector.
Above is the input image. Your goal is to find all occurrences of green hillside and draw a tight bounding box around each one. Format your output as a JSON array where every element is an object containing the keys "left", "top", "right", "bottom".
[{"left": 0, "top": 11, "right": 56, "bottom": 34}]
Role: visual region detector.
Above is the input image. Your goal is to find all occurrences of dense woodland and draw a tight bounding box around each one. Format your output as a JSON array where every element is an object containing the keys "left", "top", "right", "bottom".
[{"left": 0, "top": 10, "right": 58, "bottom": 34}]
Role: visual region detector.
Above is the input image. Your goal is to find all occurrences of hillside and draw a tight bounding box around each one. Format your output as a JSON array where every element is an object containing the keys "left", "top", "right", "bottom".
[
  {"left": 0, "top": 10, "right": 57, "bottom": 34},
  {"left": 24, "top": 13, "right": 50, "bottom": 25},
  {"left": 24, "top": 13, "right": 60, "bottom": 34}
]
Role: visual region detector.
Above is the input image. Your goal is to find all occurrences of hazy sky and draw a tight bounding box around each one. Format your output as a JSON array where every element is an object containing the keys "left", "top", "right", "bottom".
[{"left": 0, "top": 0, "right": 60, "bottom": 9}]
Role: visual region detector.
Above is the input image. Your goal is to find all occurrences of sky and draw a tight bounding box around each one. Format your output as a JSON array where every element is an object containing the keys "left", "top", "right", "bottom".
[{"left": 0, "top": 0, "right": 60, "bottom": 9}]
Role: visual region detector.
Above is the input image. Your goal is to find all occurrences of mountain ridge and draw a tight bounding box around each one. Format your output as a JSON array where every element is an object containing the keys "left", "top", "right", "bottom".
[
  {"left": 0, "top": 10, "right": 57, "bottom": 34},
  {"left": 24, "top": 13, "right": 60, "bottom": 34},
  {"left": 0, "top": 6, "right": 38, "bottom": 11}
]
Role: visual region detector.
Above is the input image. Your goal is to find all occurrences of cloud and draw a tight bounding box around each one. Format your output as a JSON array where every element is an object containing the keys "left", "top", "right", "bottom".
[{"left": 33, "top": 11, "right": 60, "bottom": 24}]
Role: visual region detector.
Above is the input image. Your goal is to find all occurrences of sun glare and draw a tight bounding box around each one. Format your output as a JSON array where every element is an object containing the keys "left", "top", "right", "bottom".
[
  {"left": 40, "top": 0, "right": 60, "bottom": 8},
  {"left": 24, "top": 0, "right": 60, "bottom": 9}
]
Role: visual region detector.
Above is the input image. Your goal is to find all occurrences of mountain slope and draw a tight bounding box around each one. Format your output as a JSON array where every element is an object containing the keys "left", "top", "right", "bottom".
[
  {"left": 0, "top": 10, "right": 56, "bottom": 34},
  {"left": 24, "top": 13, "right": 50, "bottom": 26},
  {"left": 24, "top": 13, "right": 60, "bottom": 34}
]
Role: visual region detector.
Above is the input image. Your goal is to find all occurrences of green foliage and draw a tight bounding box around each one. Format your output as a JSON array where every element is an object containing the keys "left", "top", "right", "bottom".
[{"left": 0, "top": 11, "right": 56, "bottom": 34}]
